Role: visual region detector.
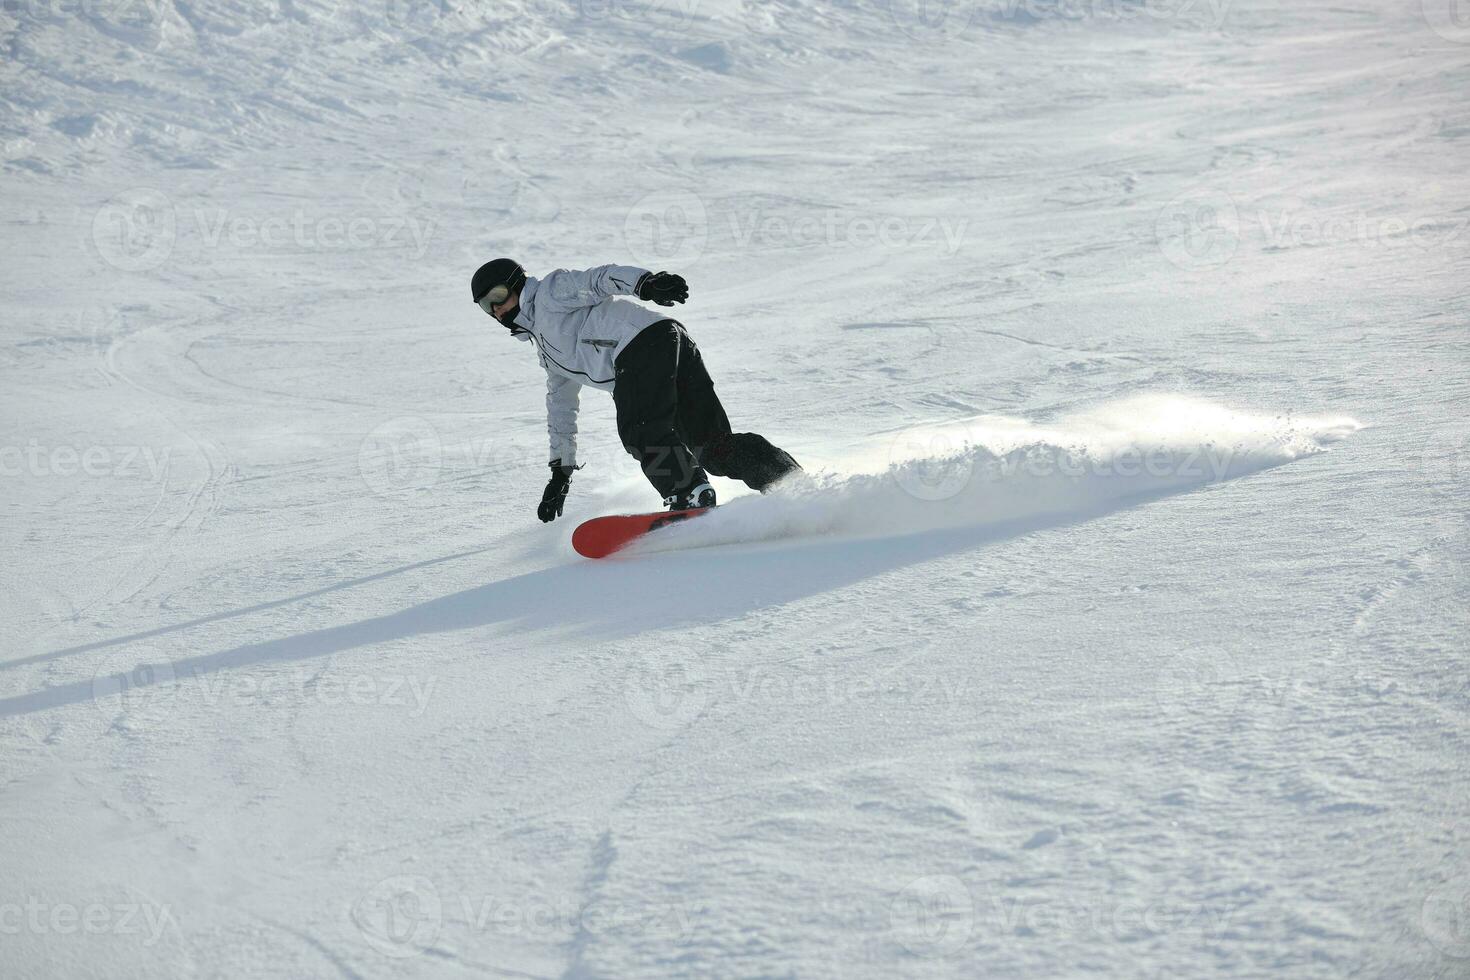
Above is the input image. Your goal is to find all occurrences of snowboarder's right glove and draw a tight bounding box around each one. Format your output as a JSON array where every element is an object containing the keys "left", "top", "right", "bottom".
[
  {"left": 635, "top": 271, "right": 688, "bottom": 307},
  {"left": 538, "top": 462, "right": 575, "bottom": 523}
]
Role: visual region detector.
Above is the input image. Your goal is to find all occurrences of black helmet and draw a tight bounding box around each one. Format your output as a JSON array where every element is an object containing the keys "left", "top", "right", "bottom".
[{"left": 471, "top": 258, "right": 526, "bottom": 305}]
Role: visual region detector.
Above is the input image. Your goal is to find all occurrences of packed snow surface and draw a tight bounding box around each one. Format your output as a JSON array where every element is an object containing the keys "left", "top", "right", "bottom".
[{"left": 2, "top": 0, "right": 1467, "bottom": 977}]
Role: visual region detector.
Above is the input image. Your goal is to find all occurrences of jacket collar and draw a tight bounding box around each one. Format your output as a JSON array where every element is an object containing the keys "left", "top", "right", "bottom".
[{"left": 508, "top": 276, "right": 537, "bottom": 340}]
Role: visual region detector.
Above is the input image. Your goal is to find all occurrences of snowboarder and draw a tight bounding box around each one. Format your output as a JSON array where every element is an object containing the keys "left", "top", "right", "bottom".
[{"left": 471, "top": 258, "right": 801, "bottom": 523}]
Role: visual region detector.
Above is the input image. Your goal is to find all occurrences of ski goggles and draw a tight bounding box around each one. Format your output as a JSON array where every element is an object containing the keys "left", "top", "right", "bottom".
[{"left": 476, "top": 284, "right": 513, "bottom": 314}]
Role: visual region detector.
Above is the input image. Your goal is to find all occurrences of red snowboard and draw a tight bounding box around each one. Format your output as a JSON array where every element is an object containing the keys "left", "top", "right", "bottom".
[{"left": 571, "top": 507, "right": 713, "bottom": 559}]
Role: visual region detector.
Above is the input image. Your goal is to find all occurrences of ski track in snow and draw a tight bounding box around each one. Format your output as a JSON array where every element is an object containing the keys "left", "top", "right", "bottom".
[{"left": 2, "top": 0, "right": 1468, "bottom": 977}]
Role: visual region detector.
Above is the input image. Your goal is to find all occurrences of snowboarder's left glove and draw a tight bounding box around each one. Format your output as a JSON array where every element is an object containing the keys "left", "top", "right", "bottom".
[
  {"left": 636, "top": 271, "right": 688, "bottom": 307},
  {"left": 538, "top": 462, "right": 575, "bottom": 523}
]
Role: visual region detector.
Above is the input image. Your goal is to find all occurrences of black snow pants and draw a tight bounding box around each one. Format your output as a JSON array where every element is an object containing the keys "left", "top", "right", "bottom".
[{"left": 612, "top": 320, "right": 801, "bottom": 500}]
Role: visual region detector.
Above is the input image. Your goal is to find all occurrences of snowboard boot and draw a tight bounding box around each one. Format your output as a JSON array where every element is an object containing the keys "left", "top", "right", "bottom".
[{"left": 664, "top": 482, "right": 716, "bottom": 511}]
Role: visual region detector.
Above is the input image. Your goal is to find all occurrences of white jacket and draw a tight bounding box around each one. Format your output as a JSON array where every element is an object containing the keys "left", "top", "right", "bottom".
[{"left": 508, "top": 264, "right": 667, "bottom": 466}]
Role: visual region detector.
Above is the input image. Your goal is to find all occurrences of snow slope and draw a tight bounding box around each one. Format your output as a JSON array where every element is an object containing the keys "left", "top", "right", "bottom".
[{"left": 1, "top": 0, "right": 1467, "bottom": 976}]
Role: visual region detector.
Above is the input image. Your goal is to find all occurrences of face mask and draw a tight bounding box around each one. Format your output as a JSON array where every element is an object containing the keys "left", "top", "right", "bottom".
[{"left": 494, "top": 302, "right": 522, "bottom": 331}]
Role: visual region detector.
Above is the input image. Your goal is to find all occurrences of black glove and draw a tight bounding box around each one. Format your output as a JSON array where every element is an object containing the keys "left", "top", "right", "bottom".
[
  {"left": 635, "top": 271, "right": 688, "bottom": 307},
  {"left": 538, "top": 462, "right": 575, "bottom": 523}
]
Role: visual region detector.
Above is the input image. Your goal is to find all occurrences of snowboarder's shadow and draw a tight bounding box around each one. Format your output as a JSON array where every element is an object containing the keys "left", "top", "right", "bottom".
[{"left": 0, "top": 500, "right": 1143, "bottom": 720}]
